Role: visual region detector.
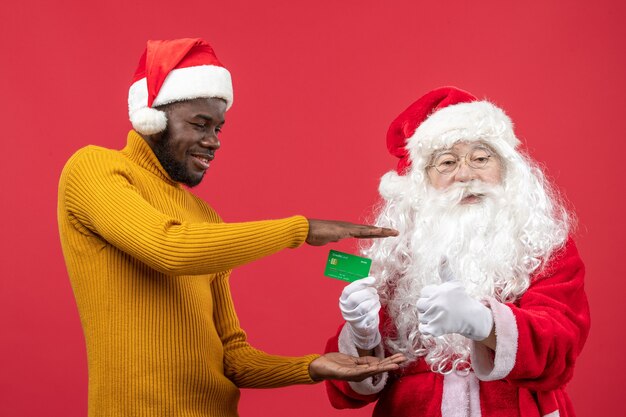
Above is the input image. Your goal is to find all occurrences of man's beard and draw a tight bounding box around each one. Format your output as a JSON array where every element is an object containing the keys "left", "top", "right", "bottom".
[
  {"left": 403, "top": 181, "right": 515, "bottom": 300},
  {"left": 152, "top": 132, "right": 204, "bottom": 188},
  {"left": 370, "top": 180, "right": 530, "bottom": 372}
]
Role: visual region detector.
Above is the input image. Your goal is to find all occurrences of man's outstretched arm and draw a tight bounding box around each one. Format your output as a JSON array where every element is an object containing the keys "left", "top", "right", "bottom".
[
  {"left": 306, "top": 219, "right": 398, "bottom": 246},
  {"left": 60, "top": 149, "right": 397, "bottom": 276}
]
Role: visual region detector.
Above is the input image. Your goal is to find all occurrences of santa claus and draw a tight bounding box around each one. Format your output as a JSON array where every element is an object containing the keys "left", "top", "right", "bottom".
[{"left": 325, "top": 87, "right": 590, "bottom": 417}]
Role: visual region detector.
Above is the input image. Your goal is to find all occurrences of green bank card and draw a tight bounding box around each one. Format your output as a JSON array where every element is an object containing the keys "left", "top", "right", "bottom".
[{"left": 324, "top": 250, "right": 372, "bottom": 282}]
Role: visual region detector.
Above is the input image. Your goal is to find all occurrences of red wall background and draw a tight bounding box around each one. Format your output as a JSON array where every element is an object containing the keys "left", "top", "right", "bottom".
[{"left": 1, "top": 1, "right": 624, "bottom": 416}]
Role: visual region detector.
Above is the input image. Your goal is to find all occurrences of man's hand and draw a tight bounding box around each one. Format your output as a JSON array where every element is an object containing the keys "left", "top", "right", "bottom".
[
  {"left": 308, "top": 352, "right": 406, "bottom": 382},
  {"left": 416, "top": 261, "right": 494, "bottom": 341},
  {"left": 305, "top": 219, "right": 398, "bottom": 246}
]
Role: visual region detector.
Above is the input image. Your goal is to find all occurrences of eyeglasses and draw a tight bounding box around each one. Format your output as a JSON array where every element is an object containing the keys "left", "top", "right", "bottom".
[{"left": 426, "top": 146, "right": 494, "bottom": 175}]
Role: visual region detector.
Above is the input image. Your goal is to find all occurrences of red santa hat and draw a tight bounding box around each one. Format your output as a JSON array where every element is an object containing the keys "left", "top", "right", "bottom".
[
  {"left": 387, "top": 86, "right": 520, "bottom": 174},
  {"left": 128, "top": 38, "right": 233, "bottom": 135}
]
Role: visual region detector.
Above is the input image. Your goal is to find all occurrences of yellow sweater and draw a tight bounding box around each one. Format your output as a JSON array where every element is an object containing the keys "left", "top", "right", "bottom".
[{"left": 58, "top": 131, "right": 319, "bottom": 417}]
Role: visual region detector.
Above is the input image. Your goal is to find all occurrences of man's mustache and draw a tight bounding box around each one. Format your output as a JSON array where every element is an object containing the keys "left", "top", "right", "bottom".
[{"left": 436, "top": 181, "right": 500, "bottom": 205}]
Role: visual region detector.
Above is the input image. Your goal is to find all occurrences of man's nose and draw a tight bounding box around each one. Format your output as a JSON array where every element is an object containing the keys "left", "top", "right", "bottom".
[
  {"left": 200, "top": 132, "right": 220, "bottom": 150},
  {"left": 453, "top": 159, "right": 475, "bottom": 182}
]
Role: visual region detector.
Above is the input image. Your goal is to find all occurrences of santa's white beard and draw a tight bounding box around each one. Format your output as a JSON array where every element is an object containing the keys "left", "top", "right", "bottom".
[
  {"left": 363, "top": 134, "right": 573, "bottom": 373},
  {"left": 367, "top": 178, "right": 558, "bottom": 373},
  {"left": 403, "top": 181, "right": 522, "bottom": 301}
]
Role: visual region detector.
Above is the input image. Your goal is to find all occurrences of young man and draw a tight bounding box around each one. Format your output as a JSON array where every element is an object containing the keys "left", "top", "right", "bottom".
[
  {"left": 326, "top": 86, "right": 590, "bottom": 417},
  {"left": 57, "top": 38, "right": 403, "bottom": 416}
]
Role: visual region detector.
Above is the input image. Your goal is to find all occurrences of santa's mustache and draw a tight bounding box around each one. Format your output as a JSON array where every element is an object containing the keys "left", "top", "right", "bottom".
[{"left": 432, "top": 181, "right": 502, "bottom": 206}]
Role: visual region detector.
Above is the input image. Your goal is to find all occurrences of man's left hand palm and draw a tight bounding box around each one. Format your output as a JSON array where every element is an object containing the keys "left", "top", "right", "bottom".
[{"left": 309, "top": 352, "right": 406, "bottom": 382}]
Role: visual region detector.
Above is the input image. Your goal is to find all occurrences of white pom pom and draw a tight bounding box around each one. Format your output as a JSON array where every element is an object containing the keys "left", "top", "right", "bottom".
[
  {"left": 379, "top": 170, "right": 413, "bottom": 200},
  {"left": 130, "top": 107, "right": 167, "bottom": 135}
]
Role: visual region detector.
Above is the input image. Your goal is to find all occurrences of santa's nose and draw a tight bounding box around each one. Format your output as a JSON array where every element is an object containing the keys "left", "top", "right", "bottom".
[{"left": 453, "top": 160, "right": 476, "bottom": 182}]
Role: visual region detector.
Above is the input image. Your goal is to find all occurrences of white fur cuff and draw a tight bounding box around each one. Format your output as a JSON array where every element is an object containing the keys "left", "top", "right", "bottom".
[
  {"left": 471, "top": 298, "right": 518, "bottom": 381},
  {"left": 337, "top": 324, "right": 388, "bottom": 395}
]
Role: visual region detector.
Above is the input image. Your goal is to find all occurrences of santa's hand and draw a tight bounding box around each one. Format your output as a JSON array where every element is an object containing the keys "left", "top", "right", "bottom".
[
  {"left": 339, "top": 277, "right": 382, "bottom": 350},
  {"left": 416, "top": 263, "right": 493, "bottom": 341}
]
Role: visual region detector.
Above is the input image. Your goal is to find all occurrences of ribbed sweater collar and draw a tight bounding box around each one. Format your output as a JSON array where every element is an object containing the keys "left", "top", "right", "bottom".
[{"left": 122, "top": 130, "right": 179, "bottom": 186}]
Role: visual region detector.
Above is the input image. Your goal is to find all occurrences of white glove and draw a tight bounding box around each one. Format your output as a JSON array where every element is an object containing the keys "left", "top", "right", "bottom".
[
  {"left": 416, "top": 261, "right": 493, "bottom": 341},
  {"left": 339, "top": 277, "right": 382, "bottom": 350}
]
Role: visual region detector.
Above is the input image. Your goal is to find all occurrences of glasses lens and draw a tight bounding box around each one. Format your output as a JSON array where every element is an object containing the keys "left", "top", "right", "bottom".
[
  {"left": 468, "top": 148, "right": 491, "bottom": 169},
  {"left": 434, "top": 153, "right": 458, "bottom": 174}
]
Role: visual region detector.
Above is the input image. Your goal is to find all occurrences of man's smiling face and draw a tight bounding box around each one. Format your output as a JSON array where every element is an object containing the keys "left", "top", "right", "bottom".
[{"left": 149, "top": 97, "right": 226, "bottom": 187}]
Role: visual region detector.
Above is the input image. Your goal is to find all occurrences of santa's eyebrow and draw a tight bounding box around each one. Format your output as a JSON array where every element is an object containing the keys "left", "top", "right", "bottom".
[
  {"left": 470, "top": 142, "right": 494, "bottom": 151},
  {"left": 433, "top": 148, "right": 453, "bottom": 156},
  {"left": 430, "top": 148, "right": 455, "bottom": 160},
  {"left": 433, "top": 142, "right": 494, "bottom": 156}
]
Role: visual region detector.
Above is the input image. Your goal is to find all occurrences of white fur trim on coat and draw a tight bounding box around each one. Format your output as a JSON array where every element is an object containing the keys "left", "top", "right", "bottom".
[
  {"left": 471, "top": 297, "right": 518, "bottom": 381},
  {"left": 337, "top": 324, "right": 388, "bottom": 395},
  {"left": 441, "top": 372, "right": 481, "bottom": 417}
]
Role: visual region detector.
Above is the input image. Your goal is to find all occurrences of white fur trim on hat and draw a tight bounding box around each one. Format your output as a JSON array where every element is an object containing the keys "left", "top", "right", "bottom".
[
  {"left": 128, "top": 64, "right": 233, "bottom": 134},
  {"left": 405, "top": 101, "right": 520, "bottom": 165}
]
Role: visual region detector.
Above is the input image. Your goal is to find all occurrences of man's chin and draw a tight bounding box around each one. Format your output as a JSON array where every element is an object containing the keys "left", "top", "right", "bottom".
[
  {"left": 176, "top": 169, "right": 205, "bottom": 188},
  {"left": 183, "top": 175, "right": 204, "bottom": 188}
]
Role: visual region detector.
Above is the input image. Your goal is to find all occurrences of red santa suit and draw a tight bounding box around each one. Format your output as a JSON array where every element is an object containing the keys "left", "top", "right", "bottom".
[{"left": 325, "top": 238, "right": 590, "bottom": 417}]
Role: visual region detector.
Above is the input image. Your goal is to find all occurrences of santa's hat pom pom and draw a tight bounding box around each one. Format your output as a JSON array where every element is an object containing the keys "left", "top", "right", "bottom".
[
  {"left": 379, "top": 170, "right": 414, "bottom": 201},
  {"left": 130, "top": 107, "right": 168, "bottom": 135}
]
